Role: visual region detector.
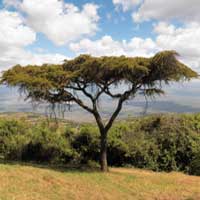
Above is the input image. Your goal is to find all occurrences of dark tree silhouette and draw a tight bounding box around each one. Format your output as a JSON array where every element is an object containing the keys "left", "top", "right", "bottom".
[{"left": 1, "top": 51, "right": 198, "bottom": 171}]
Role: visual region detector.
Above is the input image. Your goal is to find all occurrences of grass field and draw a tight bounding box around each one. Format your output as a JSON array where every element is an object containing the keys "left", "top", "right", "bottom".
[{"left": 0, "top": 163, "right": 199, "bottom": 200}]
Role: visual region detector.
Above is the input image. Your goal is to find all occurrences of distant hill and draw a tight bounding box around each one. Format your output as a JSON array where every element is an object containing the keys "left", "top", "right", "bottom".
[{"left": 1, "top": 81, "right": 200, "bottom": 122}]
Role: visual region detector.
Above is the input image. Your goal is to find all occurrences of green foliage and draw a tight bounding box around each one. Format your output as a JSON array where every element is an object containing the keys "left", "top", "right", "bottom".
[
  {"left": 1, "top": 51, "right": 197, "bottom": 104},
  {"left": 107, "top": 126, "right": 129, "bottom": 166},
  {"left": 0, "top": 119, "right": 74, "bottom": 163},
  {"left": 68, "top": 125, "right": 128, "bottom": 166},
  {"left": 0, "top": 113, "right": 200, "bottom": 175},
  {"left": 189, "top": 151, "right": 200, "bottom": 176},
  {"left": 0, "top": 119, "right": 29, "bottom": 160},
  {"left": 70, "top": 125, "right": 100, "bottom": 164},
  {"left": 121, "top": 114, "right": 200, "bottom": 172},
  {"left": 22, "top": 122, "right": 74, "bottom": 163}
]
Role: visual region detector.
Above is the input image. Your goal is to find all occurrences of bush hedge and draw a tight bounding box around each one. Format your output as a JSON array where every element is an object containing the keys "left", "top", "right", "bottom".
[{"left": 0, "top": 113, "right": 200, "bottom": 175}]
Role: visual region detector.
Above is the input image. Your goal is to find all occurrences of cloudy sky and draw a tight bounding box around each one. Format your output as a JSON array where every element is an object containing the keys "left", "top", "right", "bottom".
[
  {"left": 0, "top": 0, "right": 200, "bottom": 72},
  {"left": 1, "top": 0, "right": 200, "bottom": 119}
]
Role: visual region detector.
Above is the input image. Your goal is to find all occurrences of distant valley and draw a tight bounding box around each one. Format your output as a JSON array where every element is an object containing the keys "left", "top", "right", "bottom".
[{"left": 0, "top": 80, "right": 200, "bottom": 122}]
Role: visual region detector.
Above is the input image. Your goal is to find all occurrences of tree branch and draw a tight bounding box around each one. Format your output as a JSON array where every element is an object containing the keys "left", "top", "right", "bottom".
[
  {"left": 93, "top": 110, "right": 105, "bottom": 134},
  {"left": 72, "top": 97, "right": 94, "bottom": 114},
  {"left": 105, "top": 97, "right": 124, "bottom": 132},
  {"left": 96, "top": 82, "right": 122, "bottom": 99},
  {"left": 53, "top": 89, "right": 94, "bottom": 114},
  {"left": 76, "top": 82, "right": 95, "bottom": 103},
  {"left": 105, "top": 85, "right": 138, "bottom": 132}
]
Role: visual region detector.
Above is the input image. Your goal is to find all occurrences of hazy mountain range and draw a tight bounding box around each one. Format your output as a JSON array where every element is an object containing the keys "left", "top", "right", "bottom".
[{"left": 0, "top": 80, "right": 200, "bottom": 122}]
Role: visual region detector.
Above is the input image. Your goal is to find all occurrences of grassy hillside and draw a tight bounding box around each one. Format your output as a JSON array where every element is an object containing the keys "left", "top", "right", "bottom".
[{"left": 0, "top": 163, "right": 199, "bottom": 200}]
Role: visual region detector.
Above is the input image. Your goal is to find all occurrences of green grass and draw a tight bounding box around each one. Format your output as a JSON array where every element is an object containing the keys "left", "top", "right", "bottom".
[{"left": 0, "top": 163, "right": 200, "bottom": 200}]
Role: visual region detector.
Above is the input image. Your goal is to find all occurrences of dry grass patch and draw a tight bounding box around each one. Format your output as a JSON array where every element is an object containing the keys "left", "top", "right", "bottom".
[{"left": 0, "top": 163, "right": 199, "bottom": 200}]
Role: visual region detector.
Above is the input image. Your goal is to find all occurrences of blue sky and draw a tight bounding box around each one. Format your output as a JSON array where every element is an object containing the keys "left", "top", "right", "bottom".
[
  {"left": 0, "top": 0, "right": 155, "bottom": 58},
  {"left": 1, "top": 0, "right": 200, "bottom": 73}
]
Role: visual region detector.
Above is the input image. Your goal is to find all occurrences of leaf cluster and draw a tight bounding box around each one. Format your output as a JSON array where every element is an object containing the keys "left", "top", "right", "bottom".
[{"left": 1, "top": 51, "right": 198, "bottom": 104}]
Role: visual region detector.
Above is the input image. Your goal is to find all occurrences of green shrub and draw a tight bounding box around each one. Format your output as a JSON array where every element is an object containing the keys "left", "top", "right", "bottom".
[
  {"left": 22, "top": 122, "right": 74, "bottom": 164},
  {"left": 70, "top": 124, "right": 129, "bottom": 166},
  {"left": 71, "top": 125, "right": 100, "bottom": 164},
  {"left": 0, "top": 113, "right": 200, "bottom": 175},
  {"left": 105, "top": 114, "right": 200, "bottom": 172},
  {"left": 189, "top": 151, "right": 200, "bottom": 176},
  {"left": 107, "top": 126, "right": 129, "bottom": 166},
  {"left": 0, "top": 119, "right": 29, "bottom": 160}
]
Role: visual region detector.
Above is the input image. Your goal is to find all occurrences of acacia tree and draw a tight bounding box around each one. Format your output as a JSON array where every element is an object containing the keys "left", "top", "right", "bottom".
[{"left": 1, "top": 51, "right": 197, "bottom": 171}]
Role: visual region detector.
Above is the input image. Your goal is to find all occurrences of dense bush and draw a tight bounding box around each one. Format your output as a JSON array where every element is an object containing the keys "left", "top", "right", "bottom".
[
  {"left": 0, "top": 119, "right": 74, "bottom": 164},
  {"left": 68, "top": 125, "right": 129, "bottom": 166},
  {"left": 0, "top": 119, "right": 29, "bottom": 160},
  {"left": 189, "top": 151, "right": 200, "bottom": 176},
  {"left": 120, "top": 115, "right": 200, "bottom": 172},
  {"left": 22, "top": 122, "right": 74, "bottom": 164},
  {"left": 70, "top": 125, "right": 100, "bottom": 164},
  {"left": 0, "top": 113, "right": 200, "bottom": 175},
  {"left": 107, "top": 126, "right": 129, "bottom": 166}
]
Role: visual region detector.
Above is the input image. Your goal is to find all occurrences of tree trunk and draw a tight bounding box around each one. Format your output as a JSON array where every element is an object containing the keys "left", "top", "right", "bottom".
[{"left": 100, "top": 132, "right": 108, "bottom": 172}]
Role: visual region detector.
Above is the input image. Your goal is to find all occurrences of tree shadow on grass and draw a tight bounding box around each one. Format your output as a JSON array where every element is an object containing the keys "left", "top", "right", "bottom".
[{"left": 0, "top": 160, "right": 101, "bottom": 174}]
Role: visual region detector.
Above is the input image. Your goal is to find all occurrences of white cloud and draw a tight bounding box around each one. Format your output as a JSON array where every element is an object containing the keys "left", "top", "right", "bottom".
[
  {"left": 155, "top": 22, "right": 200, "bottom": 57},
  {"left": 16, "top": 0, "right": 100, "bottom": 45},
  {"left": 113, "top": 0, "right": 141, "bottom": 11},
  {"left": 0, "top": 10, "right": 36, "bottom": 48},
  {"left": 0, "top": 10, "right": 67, "bottom": 71},
  {"left": 70, "top": 22, "right": 200, "bottom": 72},
  {"left": 2, "top": 0, "right": 200, "bottom": 73},
  {"left": 132, "top": 0, "right": 200, "bottom": 23},
  {"left": 154, "top": 22, "right": 200, "bottom": 71},
  {"left": 70, "top": 35, "right": 157, "bottom": 57},
  {"left": 110, "top": 0, "right": 200, "bottom": 71},
  {"left": 0, "top": 47, "right": 67, "bottom": 71}
]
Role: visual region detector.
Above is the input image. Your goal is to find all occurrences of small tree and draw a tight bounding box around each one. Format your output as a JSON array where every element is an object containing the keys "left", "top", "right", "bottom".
[{"left": 1, "top": 51, "right": 197, "bottom": 171}]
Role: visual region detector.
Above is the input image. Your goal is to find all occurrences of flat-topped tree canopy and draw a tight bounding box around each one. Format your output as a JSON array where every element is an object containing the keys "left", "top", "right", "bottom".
[
  {"left": 1, "top": 51, "right": 197, "bottom": 103},
  {"left": 64, "top": 51, "right": 197, "bottom": 84},
  {"left": 1, "top": 50, "right": 198, "bottom": 172}
]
